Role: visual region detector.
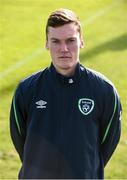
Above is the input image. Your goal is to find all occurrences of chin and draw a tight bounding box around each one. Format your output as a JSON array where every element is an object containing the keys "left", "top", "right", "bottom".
[
  {"left": 60, "top": 61, "right": 75, "bottom": 67},
  {"left": 60, "top": 64, "right": 73, "bottom": 70}
]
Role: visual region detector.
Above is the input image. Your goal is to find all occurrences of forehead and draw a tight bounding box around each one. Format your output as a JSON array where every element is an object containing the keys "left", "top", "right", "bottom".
[{"left": 47, "top": 23, "right": 80, "bottom": 39}]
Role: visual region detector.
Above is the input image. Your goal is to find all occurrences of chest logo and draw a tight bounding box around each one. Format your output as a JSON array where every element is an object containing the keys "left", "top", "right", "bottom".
[
  {"left": 78, "top": 98, "right": 94, "bottom": 115},
  {"left": 35, "top": 100, "right": 47, "bottom": 109}
]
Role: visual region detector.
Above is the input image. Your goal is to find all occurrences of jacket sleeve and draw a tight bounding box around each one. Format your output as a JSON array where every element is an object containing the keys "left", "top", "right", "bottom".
[
  {"left": 10, "top": 84, "right": 27, "bottom": 162},
  {"left": 100, "top": 85, "right": 122, "bottom": 167}
]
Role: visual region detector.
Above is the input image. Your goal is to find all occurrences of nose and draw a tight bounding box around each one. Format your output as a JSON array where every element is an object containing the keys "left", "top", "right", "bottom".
[{"left": 60, "top": 42, "right": 68, "bottom": 52}]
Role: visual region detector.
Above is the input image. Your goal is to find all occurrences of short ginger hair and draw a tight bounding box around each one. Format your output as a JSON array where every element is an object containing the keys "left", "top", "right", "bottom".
[{"left": 46, "top": 8, "right": 82, "bottom": 40}]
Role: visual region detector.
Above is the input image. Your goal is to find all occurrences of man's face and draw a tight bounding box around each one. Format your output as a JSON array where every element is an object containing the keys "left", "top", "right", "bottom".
[{"left": 46, "top": 23, "right": 84, "bottom": 75}]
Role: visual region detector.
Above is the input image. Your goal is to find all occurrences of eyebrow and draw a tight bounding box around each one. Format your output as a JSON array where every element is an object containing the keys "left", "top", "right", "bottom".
[
  {"left": 50, "top": 38, "right": 59, "bottom": 41},
  {"left": 50, "top": 37, "right": 77, "bottom": 41}
]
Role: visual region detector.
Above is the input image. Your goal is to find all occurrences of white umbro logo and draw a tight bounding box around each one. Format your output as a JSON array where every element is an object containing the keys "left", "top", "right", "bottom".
[{"left": 35, "top": 100, "right": 47, "bottom": 109}]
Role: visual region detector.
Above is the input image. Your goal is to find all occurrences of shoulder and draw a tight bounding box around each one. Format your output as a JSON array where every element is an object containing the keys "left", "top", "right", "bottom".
[
  {"left": 21, "top": 67, "right": 48, "bottom": 86},
  {"left": 80, "top": 64, "right": 118, "bottom": 95},
  {"left": 84, "top": 65, "right": 114, "bottom": 86},
  {"left": 15, "top": 67, "right": 48, "bottom": 96}
]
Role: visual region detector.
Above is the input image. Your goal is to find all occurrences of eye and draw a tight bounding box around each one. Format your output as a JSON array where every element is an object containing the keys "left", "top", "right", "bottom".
[
  {"left": 51, "top": 39, "right": 59, "bottom": 44},
  {"left": 67, "top": 38, "right": 76, "bottom": 43}
]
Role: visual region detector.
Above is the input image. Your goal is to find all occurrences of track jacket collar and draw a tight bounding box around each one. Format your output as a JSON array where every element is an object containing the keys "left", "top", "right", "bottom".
[{"left": 50, "top": 63, "right": 82, "bottom": 85}]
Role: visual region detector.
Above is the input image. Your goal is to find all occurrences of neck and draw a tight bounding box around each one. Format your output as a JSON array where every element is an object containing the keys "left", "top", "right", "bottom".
[{"left": 54, "top": 64, "right": 78, "bottom": 77}]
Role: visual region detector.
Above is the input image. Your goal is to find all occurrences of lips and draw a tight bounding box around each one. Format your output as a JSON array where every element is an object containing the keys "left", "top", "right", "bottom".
[{"left": 59, "top": 56, "right": 71, "bottom": 58}]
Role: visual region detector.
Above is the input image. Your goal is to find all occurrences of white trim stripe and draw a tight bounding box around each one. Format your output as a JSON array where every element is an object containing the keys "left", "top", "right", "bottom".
[
  {"left": 0, "top": 48, "right": 43, "bottom": 80},
  {"left": 82, "top": 0, "right": 121, "bottom": 26}
]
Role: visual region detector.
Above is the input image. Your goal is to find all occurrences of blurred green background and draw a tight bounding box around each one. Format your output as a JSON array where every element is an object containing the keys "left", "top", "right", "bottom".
[{"left": 0, "top": 0, "right": 127, "bottom": 178}]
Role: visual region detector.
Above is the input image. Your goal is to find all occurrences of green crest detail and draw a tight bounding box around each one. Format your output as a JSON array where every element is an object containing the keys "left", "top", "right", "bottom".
[{"left": 78, "top": 98, "right": 94, "bottom": 115}]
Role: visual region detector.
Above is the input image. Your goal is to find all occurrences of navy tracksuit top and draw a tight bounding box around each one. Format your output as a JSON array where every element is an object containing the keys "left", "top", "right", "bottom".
[{"left": 10, "top": 63, "right": 122, "bottom": 179}]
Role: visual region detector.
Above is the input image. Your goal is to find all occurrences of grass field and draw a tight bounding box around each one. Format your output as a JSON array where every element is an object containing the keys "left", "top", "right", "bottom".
[{"left": 0, "top": 0, "right": 127, "bottom": 178}]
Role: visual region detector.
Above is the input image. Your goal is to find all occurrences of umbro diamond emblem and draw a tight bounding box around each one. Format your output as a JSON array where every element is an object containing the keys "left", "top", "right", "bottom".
[
  {"left": 35, "top": 100, "right": 47, "bottom": 109},
  {"left": 78, "top": 98, "right": 94, "bottom": 115}
]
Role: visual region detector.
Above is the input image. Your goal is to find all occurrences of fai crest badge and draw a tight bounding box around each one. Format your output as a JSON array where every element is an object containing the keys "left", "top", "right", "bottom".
[{"left": 78, "top": 98, "right": 94, "bottom": 115}]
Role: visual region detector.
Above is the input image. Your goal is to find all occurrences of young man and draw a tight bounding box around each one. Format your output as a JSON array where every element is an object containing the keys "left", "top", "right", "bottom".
[{"left": 10, "top": 8, "right": 122, "bottom": 179}]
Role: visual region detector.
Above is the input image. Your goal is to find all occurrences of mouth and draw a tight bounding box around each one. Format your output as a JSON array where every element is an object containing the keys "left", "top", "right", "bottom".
[{"left": 59, "top": 56, "right": 71, "bottom": 59}]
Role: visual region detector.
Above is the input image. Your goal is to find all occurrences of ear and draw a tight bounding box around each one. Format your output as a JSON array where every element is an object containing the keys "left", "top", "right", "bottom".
[
  {"left": 80, "top": 39, "right": 84, "bottom": 49},
  {"left": 45, "top": 41, "right": 49, "bottom": 50}
]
